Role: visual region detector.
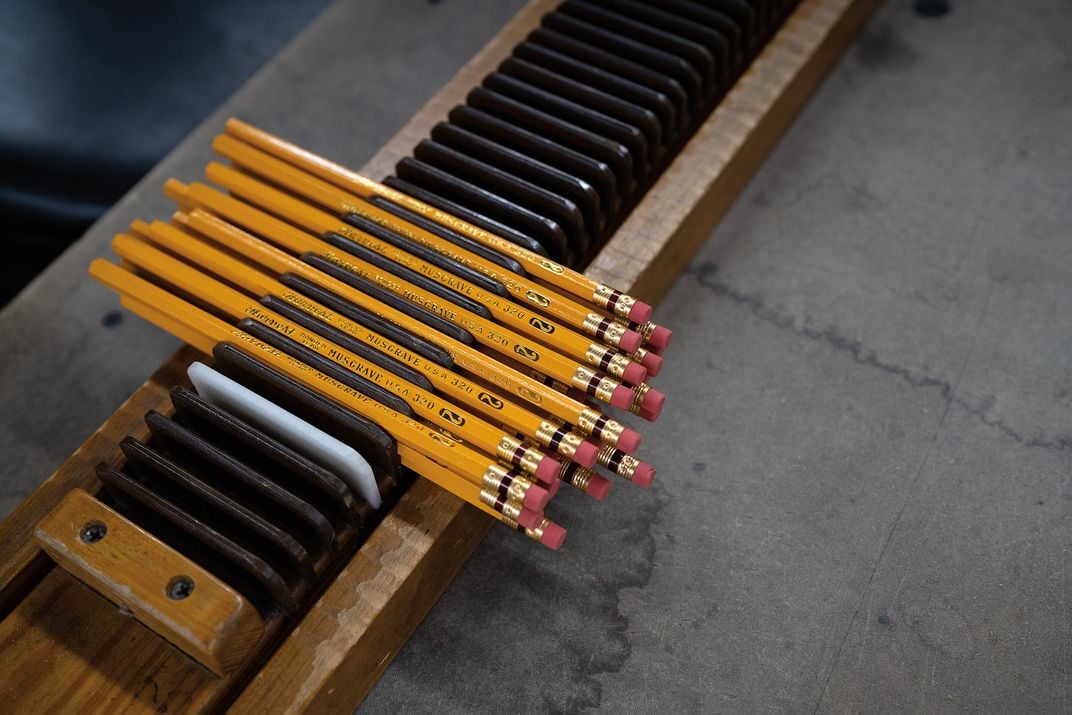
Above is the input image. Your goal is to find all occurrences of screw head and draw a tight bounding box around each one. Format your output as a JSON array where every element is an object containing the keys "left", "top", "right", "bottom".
[
  {"left": 79, "top": 521, "right": 108, "bottom": 543},
  {"left": 166, "top": 576, "right": 195, "bottom": 601}
]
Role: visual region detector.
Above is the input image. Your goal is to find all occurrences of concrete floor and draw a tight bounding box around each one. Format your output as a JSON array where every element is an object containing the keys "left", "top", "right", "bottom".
[{"left": 1, "top": 0, "right": 1069, "bottom": 711}]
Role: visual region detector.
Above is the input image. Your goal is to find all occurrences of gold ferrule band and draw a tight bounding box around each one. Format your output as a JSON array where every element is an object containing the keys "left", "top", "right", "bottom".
[
  {"left": 566, "top": 466, "right": 595, "bottom": 491},
  {"left": 571, "top": 365, "right": 596, "bottom": 391},
  {"left": 596, "top": 446, "right": 641, "bottom": 480},
  {"left": 585, "top": 343, "right": 609, "bottom": 368},
  {"left": 582, "top": 312, "right": 606, "bottom": 336},
  {"left": 536, "top": 419, "right": 563, "bottom": 444},
  {"left": 607, "top": 353, "right": 632, "bottom": 380},
  {"left": 496, "top": 435, "right": 543, "bottom": 476},
  {"left": 593, "top": 284, "right": 616, "bottom": 310},
  {"left": 558, "top": 431, "right": 584, "bottom": 459},
  {"left": 614, "top": 294, "right": 638, "bottom": 319},
  {"left": 603, "top": 321, "right": 628, "bottom": 347},
  {"left": 636, "top": 320, "right": 657, "bottom": 342},
  {"left": 525, "top": 517, "right": 550, "bottom": 542},
  {"left": 595, "top": 376, "right": 619, "bottom": 404},
  {"left": 481, "top": 463, "right": 510, "bottom": 493},
  {"left": 629, "top": 383, "right": 652, "bottom": 416}
]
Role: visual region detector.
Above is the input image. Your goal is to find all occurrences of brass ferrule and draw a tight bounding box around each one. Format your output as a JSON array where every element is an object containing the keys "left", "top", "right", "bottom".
[
  {"left": 635, "top": 320, "right": 657, "bottom": 342},
  {"left": 571, "top": 365, "right": 596, "bottom": 392},
  {"left": 524, "top": 517, "right": 550, "bottom": 542},
  {"left": 584, "top": 343, "right": 609, "bottom": 369},
  {"left": 630, "top": 346, "right": 649, "bottom": 363},
  {"left": 583, "top": 343, "right": 632, "bottom": 380},
  {"left": 596, "top": 446, "right": 641, "bottom": 480},
  {"left": 575, "top": 409, "right": 599, "bottom": 435},
  {"left": 573, "top": 366, "right": 620, "bottom": 403},
  {"left": 495, "top": 435, "right": 543, "bottom": 476},
  {"left": 592, "top": 284, "right": 617, "bottom": 310},
  {"left": 603, "top": 320, "right": 629, "bottom": 348},
  {"left": 479, "top": 488, "right": 527, "bottom": 521},
  {"left": 536, "top": 418, "right": 564, "bottom": 445},
  {"left": 565, "top": 465, "right": 596, "bottom": 491},
  {"left": 629, "top": 383, "right": 652, "bottom": 416},
  {"left": 600, "top": 418, "right": 626, "bottom": 445},
  {"left": 481, "top": 463, "right": 511, "bottom": 492},
  {"left": 614, "top": 294, "right": 638, "bottom": 320},
  {"left": 558, "top": 430, "right": 585, "bottom": 460},
  {"left": 575, "top": 409, "right": 627, "bottom": 446},
  {"left": 482, "top": 464, "right": 534, "bottom": 504},
  {"left": 595, "top": 376, "right": 620, "bottom": 404},
  {"left": 582, "top": 311, "right": 608, "bottom": 337},
  {"left": 536, "top": 421, "right": 584, "bottom": 459},
  {"left": 607, "top": 353, "right": 633, "bottom": 381}
]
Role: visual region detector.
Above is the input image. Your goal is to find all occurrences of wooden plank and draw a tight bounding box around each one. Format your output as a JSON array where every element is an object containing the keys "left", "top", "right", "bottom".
[
  {"left": 0, "top": 568, "right": 217, "bottom": 714},
  {"left": 229, "top": 479, "right": 492, "bottom": 712},
  {"left": 34, "top": 489, "right": 265, "bottom": 676}
]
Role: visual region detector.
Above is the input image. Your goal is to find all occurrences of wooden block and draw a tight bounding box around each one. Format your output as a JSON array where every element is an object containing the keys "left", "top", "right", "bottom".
[{"left": 33, "top": 489, "right": 264, "bottom": 676}]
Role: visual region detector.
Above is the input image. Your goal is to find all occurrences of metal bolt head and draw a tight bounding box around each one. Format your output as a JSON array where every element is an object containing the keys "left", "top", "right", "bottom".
[
  {"left": 79, "top": 521, "right": 108, "bottom": 544},
  {"left": 166, "top": 576, "right": 195, "bottom": 601}
]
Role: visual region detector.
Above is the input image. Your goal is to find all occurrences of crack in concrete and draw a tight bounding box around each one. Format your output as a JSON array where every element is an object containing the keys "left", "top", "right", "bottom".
[
  {"left": 813, "top": 277, "right": 990, "bottom": 712},
  {"left": 687, "top": 261, "right": 1071, "bottom": 454}
]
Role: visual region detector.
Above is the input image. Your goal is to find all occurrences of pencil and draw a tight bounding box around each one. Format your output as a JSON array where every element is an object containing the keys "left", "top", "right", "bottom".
[
  {"left": 92, "top": 259, "right": 555, "bottom": 533},
  {"left": 221, "top": 120, "right": 671, "bottom": 339},
  {"left": 199, "top": 163, "right": 660, "bottom": 406},
  {"left": 134, "top": 218, "right": 602, "bottom": 471},
  {"left": 212, "top": 133, "right": 648, "bottom": 355},
  {"left": 111, "top": 232, "right": 567, "bottom": 486},
  {"left": 169, "top": 196, "right": 646, "bottom": 452},
  {"left": 206, "top": 150, "right": 649, "bottom": 384}
]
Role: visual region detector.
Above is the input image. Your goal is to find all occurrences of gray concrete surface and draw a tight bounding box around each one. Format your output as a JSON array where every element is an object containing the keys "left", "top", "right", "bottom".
[{"left": 1, "top": 0, "right": 1070, "bottom": 712}]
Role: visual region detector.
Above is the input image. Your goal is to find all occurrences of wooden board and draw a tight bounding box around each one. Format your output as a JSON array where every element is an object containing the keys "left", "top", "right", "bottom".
[{"left": 0, "top": 0, "right": 879, "bottom": 711}]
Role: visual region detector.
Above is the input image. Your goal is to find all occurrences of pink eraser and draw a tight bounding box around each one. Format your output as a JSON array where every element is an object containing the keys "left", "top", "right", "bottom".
[
  {"left": 640, "top": 387, "right": 665, "bottom": 415},
  {"left": 586, "top": 473, "right": 612, "bottom": 501},
  {"left": 622, "top": 361, "right": 647, "bottom": 386},
  {"left": 639, "top": 400, "right": 664, "bottom": 422},
  {"left": 540, "top": 522, "right": 567, "bottom": 550},
  {"left": 632, "top": 462, "right": 656, "bottom": 488},
  {"left": 648, "top": 324, "right": 672, "bottom": 350},
  {"left": 573, "top": 439, "right": 600, "bottom": 468},
  {"left": 546, "top": 476, "right": 562, "bottom": 498},
  {"left": 518, "top": 507, "right": 542, "bottom": 530},
  {"left": 616, "top": 427, "right": 642, "bottom": 454},
  {"left": 610, "top": 384, "right": 633, "bottom": 410},
  {"left": 619, "top": 329, "right": 643, "bottom": 353},
  {"left": 629, "top": 301, "right": 653, "bottom": 324},
  {"left": 640, "top": 350, "right": 663, "bottom": 377},
  {"left": 535, "top": 456, "right": 561, "bottom": 485},
  {"left": 523, "top": 483, "right": 551, "bottom": 511}
]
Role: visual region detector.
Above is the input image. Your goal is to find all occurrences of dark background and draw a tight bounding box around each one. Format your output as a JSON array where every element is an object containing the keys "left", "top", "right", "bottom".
[{"left": 0, "top": 0, "right": 332, "bottom": 306}]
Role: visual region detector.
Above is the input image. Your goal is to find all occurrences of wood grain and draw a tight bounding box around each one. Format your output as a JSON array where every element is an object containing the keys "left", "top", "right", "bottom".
[
  {"left": 229, "top": 478, "right": 492, "bottom": 712},
  {"left": 0, "top": 568, "right": 217, "bottom": 713},
  {"left": 34, "top": 489, "right": 264, "bottom": 676},
  {"left": 0, "top": 0, "right": 876, "bottom": 711}
]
